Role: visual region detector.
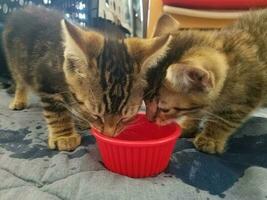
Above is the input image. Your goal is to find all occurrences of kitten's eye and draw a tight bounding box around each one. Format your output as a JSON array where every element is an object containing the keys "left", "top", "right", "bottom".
[
  {"left": 120, "top": 117, "right": 130, "bottom": 123},
  {"left": 120, "top": 116, "right": 135, "bottom": 124},
  {"left": 92, "top": 114, "right": 103, "bottom": 123},
  {"left": 159, "top": 108, "right": 170, "bottom": 113},
  {"left": 121, "top": 117, "right": 128, "bottom": 122}
]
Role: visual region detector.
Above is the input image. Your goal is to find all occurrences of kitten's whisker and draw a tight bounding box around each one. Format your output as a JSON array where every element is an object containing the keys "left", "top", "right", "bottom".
[
  {"left": 67, "top": 101, "right": 79, "bottom": 106},
  {"left": 54, "top": 91, "right": 71, "bottom": 95},
  {"left": 143, "top": 90, "right": 155, "bottom": 99},
  {"left": 202, "top": 110, "right": 233, "bottom": 125},
  {"left": 88, "top": 88, "right": 97, "bottom": 104},
  {"left": 125, "top": 121, "right": 148, "bottom": 128},
  {"left": 60, "top": 102, "right": 90, "bottom": 125},
  {"left": 186, "top": 117, "right": 219, "bottom": 124}
]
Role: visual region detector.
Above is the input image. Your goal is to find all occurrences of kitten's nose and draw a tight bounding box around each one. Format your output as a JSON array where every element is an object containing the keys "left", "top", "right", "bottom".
[
  {"left": 102, "top": 115, "right": 121, "bottom": 137},
  {"left": 102, "top": 125, "right": 117, "bottom": 137}
]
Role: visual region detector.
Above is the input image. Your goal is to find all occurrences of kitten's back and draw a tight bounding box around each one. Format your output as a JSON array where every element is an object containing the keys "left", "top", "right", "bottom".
[
  {"left": 4, "top": 6, "right": 63, "bottom": 54},
  {"left": 3, "top": 6, "right": 67, "bottom": 92},
  {"left": 231, "top": 9, "right": 267, "bottom": 59},
  {"left": 233, "top": 9, "right": 267, "bottom": 34}
]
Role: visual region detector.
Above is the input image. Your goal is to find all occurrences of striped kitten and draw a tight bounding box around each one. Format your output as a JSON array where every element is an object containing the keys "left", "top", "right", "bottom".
[
  {"left": 3, "top": 6, "right": 170, "bottom": 151},
  {"left": 145, "top": 10, "right": 267, "bottom": 154}
]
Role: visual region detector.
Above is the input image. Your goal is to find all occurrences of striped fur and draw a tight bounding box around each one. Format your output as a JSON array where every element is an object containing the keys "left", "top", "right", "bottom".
[
  {"left": 3, "top": 6, "right": 171, "bottom": 150},
  {"left": 98, "top": 39, "right": 134, "bottom": 114},
  {"left": 145, "top": 10, "right": 267, "bottom": 154}
]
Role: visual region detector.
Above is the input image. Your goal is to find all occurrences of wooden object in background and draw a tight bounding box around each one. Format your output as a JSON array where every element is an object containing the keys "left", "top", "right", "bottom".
[{"left": 147, "top": 0, "right": 248, "bottom": 37}]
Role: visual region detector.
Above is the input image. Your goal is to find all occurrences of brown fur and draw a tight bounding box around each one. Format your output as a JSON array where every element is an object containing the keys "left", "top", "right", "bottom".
[
  {"left": 3, "top": 6, "right": 171, "bottom": 151},
  {"left": 145, "top": 10, "right": 267, "bottom": 154}
]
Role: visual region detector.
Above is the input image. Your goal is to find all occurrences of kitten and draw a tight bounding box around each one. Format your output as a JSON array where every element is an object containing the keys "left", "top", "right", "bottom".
[
  {"left": 145, "top": 10, "right": 267, "bottom": 154},
  {"left": 3, "top": 6, "right": 171, "bottom": 151}
]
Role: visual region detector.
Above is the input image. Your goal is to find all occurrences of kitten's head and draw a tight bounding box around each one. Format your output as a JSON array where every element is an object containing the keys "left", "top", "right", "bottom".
[
  {"left": 144, "top": 15, "right": 228, "bottom": 124},
  {"left": 146, "top": 40, "right": 229, "bottom": 125},
  {"left": 61, "top": 20, "right": 171, "bottom": 137}
]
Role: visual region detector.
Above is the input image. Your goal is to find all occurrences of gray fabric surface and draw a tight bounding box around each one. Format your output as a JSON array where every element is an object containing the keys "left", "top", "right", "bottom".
[{"left": 0, "top": 90, "right": 267, "bottom": 200}]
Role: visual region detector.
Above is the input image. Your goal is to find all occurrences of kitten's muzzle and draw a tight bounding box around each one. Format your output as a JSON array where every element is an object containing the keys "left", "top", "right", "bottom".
[{"left": 92, "top": 114, "right": 124, "bottom": 137}]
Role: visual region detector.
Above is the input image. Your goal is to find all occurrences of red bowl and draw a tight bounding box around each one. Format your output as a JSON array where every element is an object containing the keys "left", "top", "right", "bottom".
[{"left": 91, "top": 113, "right": 181, "bottom": 178}]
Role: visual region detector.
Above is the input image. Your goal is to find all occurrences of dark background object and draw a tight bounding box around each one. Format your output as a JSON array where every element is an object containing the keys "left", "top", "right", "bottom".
[
  {"left": 0, "top": 0, "right": 98, "bottom": 27},
  {"left": 0, "top": 0, "right": 141, "bottom": 88},
  {"left": 0, "top": 22, "right": 12, "bottom": 89},
  {"left": 0, "top": 0, "right": 134, "bottom": 34}
]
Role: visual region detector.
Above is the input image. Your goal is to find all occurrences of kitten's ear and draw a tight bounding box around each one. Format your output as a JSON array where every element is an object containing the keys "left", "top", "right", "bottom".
[
  {"left": 166, "top": 64, "right": 215, "bottom": 92},
  {"left": 125, "top": 35, "right": 172, "bottom": 74},
  {"left": 61, "top": 19, "right": 104, "bottom": 59},
  {"left": 152, "top": 14, "right": 180, "bottom": 37}
]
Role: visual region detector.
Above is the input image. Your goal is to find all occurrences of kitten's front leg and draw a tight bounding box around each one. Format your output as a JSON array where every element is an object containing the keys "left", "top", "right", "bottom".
[
  {"left": 9, "top": 83, "right": 28, "bottom": 110},
  {"left": 41, "top": 96, "right": 81, "bottom": 151},
  {"left": 193, "top": 106, "right": 255, "bottom": 154},
  {"left": 193, "top": 121, "right": 233, "bottom": 154}
]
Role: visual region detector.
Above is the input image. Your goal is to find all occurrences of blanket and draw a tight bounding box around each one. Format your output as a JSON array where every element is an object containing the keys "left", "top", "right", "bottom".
[{"left": 0, "top": 90, "right": 266, "bottom": 200}]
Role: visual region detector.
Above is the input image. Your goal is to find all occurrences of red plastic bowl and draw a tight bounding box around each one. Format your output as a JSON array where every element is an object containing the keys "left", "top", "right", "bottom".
[{"left": 91, "top": 113, "right": 181, "bottom": 178}]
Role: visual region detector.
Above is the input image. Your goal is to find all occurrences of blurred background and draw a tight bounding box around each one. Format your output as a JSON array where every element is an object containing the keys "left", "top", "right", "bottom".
[
  {"left": 0, "top": 0, "right": 149, "bottom": 37},
  {"left": 0, "top": 0, "right": 149, "bottom": 87},
  {"left": 1, "top": 0, "right": 267, "bottom": 87}
]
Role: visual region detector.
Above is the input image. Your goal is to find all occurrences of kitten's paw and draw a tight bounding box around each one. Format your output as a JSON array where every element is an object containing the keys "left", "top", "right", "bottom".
[
  {"left": 9, "top": 100, "right": 27, "bottom": 110},
  {"left": 193, "top": 134, "right": 225, "bottom": 154},
  {"left": 48, "top": 133, "right": 81, "bottom": 151}
]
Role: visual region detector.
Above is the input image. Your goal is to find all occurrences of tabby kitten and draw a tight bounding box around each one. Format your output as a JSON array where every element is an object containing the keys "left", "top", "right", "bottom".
[
  {"left": 145, "top": 10, "right": 267, "bottom": 154},
  {"left": 3, "top": 6, "right": 171, "bottom": 151}
]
